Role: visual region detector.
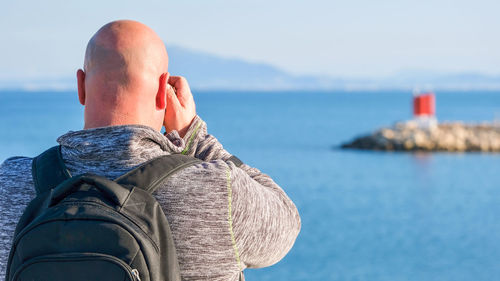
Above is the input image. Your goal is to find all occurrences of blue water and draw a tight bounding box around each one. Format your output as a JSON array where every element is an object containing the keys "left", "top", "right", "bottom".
[{"left": 1, "top": 90, "right": 500, "bottom": 281}]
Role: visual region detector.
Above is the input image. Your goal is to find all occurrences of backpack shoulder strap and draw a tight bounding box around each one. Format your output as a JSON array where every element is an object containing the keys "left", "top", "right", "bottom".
[
  {"left": 31, "top": 145, "right": 72, "bottom": 195},
  {"left": 227, "top": 155, "right": 244, "bottom": 167},
  {"left": 115, "top": 154, "right": 202, "bottom": 194}
]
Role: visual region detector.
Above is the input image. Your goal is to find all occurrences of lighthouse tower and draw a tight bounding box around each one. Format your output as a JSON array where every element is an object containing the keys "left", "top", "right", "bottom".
[{"left": 413, "top": 90, "right": 437, "bottom": 129}]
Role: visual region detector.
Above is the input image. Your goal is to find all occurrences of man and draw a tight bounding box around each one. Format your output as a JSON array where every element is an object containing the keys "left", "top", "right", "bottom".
[{"left": 0, "top": 20, "right": 300, "bottom": 280}]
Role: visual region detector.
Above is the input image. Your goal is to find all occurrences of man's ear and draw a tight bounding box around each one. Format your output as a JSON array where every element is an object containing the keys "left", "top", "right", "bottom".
[
  {"left": 156, "top": 72, "right": 168, "bottom": 110},
  {"left": 77, "top": 69, "right": 86, "bottom": 106}
]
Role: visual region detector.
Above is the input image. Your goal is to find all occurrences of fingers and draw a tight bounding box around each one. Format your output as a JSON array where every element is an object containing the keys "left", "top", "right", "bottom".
[
  {"left": 163, "top": 75, "right": 197, "bottom": 137},
  {"left": 167, "top": 75, "right": 184, "bottom": 88},
  {"left": 168, "top": 75, "right": 193, "bottom": 106},
  {"left": 166, "top": 83, "right": 181, "bottom": 110}
]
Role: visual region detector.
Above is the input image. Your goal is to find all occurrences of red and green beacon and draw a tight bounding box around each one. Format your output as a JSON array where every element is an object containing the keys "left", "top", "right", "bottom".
[{"left": 413, "top": 91, "right": 437, "bottom": 129}]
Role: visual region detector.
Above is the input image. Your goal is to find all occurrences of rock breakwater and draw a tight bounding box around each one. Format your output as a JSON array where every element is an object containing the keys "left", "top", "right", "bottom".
[{"left": 342, "top": 121, "right": 500, "bottom": 152}]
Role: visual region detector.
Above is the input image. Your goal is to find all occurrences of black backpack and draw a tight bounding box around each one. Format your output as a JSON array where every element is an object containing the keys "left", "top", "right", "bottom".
[{"left": 5, "top": 146, "right": 201, "bottom": 281}]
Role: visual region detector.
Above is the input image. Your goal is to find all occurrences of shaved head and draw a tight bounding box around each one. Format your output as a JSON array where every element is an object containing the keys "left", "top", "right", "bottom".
[{"left": 77, "top": 20, "right": 169, "bottom": 131}]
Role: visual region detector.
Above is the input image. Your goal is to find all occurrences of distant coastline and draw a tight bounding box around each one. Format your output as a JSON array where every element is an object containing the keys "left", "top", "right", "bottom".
[{"left": 1, "top": 46, "right": 500, "bottom": 92}]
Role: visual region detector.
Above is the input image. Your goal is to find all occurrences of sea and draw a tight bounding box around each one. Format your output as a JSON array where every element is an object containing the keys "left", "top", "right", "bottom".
[{"left": 1, "top": 89, "right": 499, "bottom": 281}]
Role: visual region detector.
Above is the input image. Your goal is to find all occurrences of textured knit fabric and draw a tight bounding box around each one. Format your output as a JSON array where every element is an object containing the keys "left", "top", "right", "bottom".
[{"left": 0, "top": 115, "right": 301, "bottom": 281}]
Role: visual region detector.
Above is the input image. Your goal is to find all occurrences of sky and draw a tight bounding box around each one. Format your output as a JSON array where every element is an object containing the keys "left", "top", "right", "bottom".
[{"left": 0, "top": 0, "right": 499, "bottom": 80}]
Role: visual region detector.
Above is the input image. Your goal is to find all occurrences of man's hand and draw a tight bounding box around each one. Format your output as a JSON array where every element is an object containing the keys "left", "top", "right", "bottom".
[{"left": 163, "top": 75, "right": 196, "bottom": 138}]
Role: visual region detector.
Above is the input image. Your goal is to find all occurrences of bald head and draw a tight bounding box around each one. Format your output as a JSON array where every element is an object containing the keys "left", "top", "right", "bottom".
[{"left": 77, "top": 20, "right": 169, "bottom": 131}]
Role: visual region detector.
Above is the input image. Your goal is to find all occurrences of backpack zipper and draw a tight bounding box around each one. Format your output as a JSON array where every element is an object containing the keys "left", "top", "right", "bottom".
[
  {"left": 10, "top": 252, "right": 137, "bottom": 281},
  {"left": 11, "top": 201, "right": 160, "bottom": 254},
  {"left": 131, "top": 269, "right": 141, "bottom": 281}
]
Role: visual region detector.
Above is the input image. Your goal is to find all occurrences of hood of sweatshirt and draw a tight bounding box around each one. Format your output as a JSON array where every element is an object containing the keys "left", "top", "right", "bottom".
[{"left": 57, "top": 124, "right": 185, "bottom": 179}]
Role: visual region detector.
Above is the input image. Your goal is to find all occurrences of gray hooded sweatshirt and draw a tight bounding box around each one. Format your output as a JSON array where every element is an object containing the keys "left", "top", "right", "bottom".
[{"left": 0, "top": 115, "right": 301, "bottom": 281}]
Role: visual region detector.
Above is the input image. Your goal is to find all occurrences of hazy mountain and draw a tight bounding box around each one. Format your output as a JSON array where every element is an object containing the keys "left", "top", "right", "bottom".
[
  {"left": 166, "top": 45, "right": 345, "bottom": 90},
  {"left": 1, "top": 45, "right": 499, "bottom": 91}
]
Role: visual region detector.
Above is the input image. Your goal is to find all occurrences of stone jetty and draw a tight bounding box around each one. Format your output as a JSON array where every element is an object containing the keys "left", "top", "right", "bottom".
[{"left": 341, "top": 121, "right": 500, "bottom": 152}]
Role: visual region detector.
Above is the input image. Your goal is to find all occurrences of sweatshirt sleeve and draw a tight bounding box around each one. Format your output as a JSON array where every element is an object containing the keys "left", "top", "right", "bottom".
[
  {"left": 0, "top": 157, "right": 36, "bottom": 277},
  {"left": 229, "top": 162, "right": 301, "bottom": 268},
  {"left": 179, "top": 115, "right": 232, "bottom": 162},
  {"left": 180, "top": 115, "right": 301, "bottom": 268}
]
